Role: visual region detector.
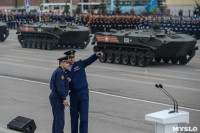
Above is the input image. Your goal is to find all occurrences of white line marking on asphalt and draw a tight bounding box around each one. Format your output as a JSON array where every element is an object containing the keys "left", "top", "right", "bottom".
[
  {"left": 87, "top": 73, "right": 200, "bottom": 92},
  {"left": 0, "top": 61, "right": 200, "bottom": 92},
  {"left": 0, "top": 75, "right": 200, "bottom": 112},
  {"left": 90, "top": 66, "right": 200, "bottom": 82},
  {"left": 10, "top": 49, "right": 34, "bottom": 53},
  {"left": 0, "top": 61, "right": 54, "bottom": 70},
  {"left": 0, "top": 57, "right": 24, "bottom": 62},
  {"left": 1, "top": 58, "right": 200, "bottom": 83},
  {"left": 7, "top": 39, "right": 18, "bottom": 42},
  {"left": 1, "top": 51, "right": 199, "bottom": 80},
  {"left": 0, "top": 75, "right": 49, "bottom": 86}
]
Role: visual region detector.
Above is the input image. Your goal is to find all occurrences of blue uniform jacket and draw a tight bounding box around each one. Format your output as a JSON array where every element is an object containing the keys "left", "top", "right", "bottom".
[
  {"left": 68, "top": 53, "right": 98, "bottom": 91},
  {"left": 50, "top": 66, "right": 69, "bottom": 100}
]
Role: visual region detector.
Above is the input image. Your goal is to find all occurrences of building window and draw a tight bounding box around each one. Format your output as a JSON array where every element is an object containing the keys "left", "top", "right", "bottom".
[{"left": 114, "top": 0, "right": 149, "bottom": 6}]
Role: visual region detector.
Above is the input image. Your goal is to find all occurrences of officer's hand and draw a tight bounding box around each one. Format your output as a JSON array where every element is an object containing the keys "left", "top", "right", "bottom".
[
  {"left": 96, "top": 51, "right": 103, "bottom": 57},
  {"left": 67, "top": 78, "right": 71, "bottom": 82},
  {"left": 63, "top": 100, "right": 69, "bottom": 106}
]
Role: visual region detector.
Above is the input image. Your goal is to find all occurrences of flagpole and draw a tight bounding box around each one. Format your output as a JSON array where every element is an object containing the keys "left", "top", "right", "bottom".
[
  {"left": 70, "top": 0, "right": 72, "bottom": 16},
  {"left": 89, "top": 8, "right": 91, "bottom": 30},
  {"left": 155, "top": 0, "right": 157, "bottom": 16}
]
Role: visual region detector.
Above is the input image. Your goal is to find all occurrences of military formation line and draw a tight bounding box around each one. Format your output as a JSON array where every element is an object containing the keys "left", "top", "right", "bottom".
[{"left": 0, "top": 12, "right": 199, "bottom": 39}]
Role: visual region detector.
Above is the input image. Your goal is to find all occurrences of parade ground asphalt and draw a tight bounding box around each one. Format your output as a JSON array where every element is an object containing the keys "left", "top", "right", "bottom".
[{"left": 0, "top": 30, "right": 200, "bottom": 133}]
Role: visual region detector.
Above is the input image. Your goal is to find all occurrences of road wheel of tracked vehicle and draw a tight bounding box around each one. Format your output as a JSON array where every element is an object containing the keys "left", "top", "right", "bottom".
[
  {"left": 57, "top": 43, "right": 62, "bottom": 49},
  {"left": 62, "top": 44, "right": 66, "bottom": 48},
  {"left": 21, "top": 40, "right": 27, "bottom": 48},
  {"left": 17, "top": 35, "right": 24, "bottom": 44},
  {"left": 99, "top": 52, "right": 107, "bottom": 62},
  {"left": 93, "top": 46, "right": 99, "bottom": 53},
  {"left": 42, "top": 41, "right": 47, "bottom": 50},
  {"left": 37, "top": 40, "right": 42, "bottom": 49},
  {"left": 130, "top": 55, "right": 137, "bottom": 66},
  {"left": 122, "top": 55, "right": 129, "bottom": 65},
  {"left": 163, "top": 58, "right": 170, "bottom": 63},
  {"left": 76, "top": 43, "right": 80, "bottom": 49},
  {"left": 179, "top": 57, "right": 187, "bottom": 65},
  {"left": 0, "top": 36, "right": 3, "bottom": 42},
  {"left": 171, "top": 57, "right": 178, "bottom": 64},
  {"left": 0, "top": 35, "right": 4, "bottom": 42},
  {"left": 67, "top": 43, "right": 71, "bottom": 48},
  {"left": 171, "top": 58, "right": 178, "bottom": 64},
  {"left": 32, "top": 41, "right": 37, "bottom": 49},
  {"left": 81, "top": 41, "right": 88, "bottom": 49},
  {"left": 114, "top": 54, "right": 121, "bottom": 64},
  {"left": 47, "top": 43, "right": 53, "bottom": 50},
  {"left": 72, "top": 44, "right": 76, "bottom": 49},
  {"left": 47, "top": 40, "right": 53, "bottom": 50},
  {"left": 137, "top": 56, "right": 146, "bottom": 67},
  {"left": 107, "top": 53, "right": 114, "bottom": 63},
  {"left": 0, "top": 34, "right": 7, "bottom": 42},
  {"left": 77, "top": 43, "right": 83, "bottom": 49},
  {"left": 26, "top": 40, "right": 32, "bottom": 48},
  {"left": 155, "top": 58, "right": 161, "bottom": 63}
]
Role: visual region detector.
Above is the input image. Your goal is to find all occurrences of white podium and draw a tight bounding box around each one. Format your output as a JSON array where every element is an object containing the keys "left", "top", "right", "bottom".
[{"left": 145, "top": 109, "right": 189, "bottom": 133}]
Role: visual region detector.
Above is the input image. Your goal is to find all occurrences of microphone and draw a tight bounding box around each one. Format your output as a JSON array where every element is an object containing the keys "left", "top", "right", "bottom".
[{"left": 155, "top": 84, "right": 178, "bottom": 113}]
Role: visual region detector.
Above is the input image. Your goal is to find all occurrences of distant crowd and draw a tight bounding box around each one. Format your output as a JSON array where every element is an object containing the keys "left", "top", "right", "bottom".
[{"left": 0, "top": 11, "right": 199, "bottom": 39}]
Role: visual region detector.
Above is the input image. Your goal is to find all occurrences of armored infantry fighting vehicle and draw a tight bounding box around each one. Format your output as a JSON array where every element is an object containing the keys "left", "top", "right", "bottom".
[
  {"left": 92, "top": 24, "right": 198, "bottom": 67},
  {"left": 16, "top": 21, "right": 90, "bottom": 50},
  {"left": 0, "top": 22, "right": 9, "bottom": 42}
]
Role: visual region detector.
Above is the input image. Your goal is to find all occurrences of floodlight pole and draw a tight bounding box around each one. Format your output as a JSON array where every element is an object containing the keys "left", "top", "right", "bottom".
[{"left": 70, "top": 0, "right": 72, "bottom": 16}]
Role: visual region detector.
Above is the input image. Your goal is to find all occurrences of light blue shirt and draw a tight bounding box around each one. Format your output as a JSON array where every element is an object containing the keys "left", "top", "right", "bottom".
[{"left": 68, "top": 65, "right": 72, "bottom": 71}]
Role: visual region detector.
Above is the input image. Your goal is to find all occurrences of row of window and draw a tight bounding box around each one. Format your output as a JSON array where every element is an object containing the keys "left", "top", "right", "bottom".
[{"left": 106, "top": 0, "right": 149, "bottom": 6}]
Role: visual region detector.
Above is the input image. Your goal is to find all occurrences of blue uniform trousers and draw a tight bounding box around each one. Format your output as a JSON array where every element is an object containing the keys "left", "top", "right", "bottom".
[
  {"left": 70, "top": 89, "right": 89, "bottom": 133},
  {"left": 49, "top": 92, "right": 65, "bottom": 133}
]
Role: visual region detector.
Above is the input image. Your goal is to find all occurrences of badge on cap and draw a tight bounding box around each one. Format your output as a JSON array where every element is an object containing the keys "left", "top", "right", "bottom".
[{"left": 61, "top": 75, "right": 64, "bottom": 80}]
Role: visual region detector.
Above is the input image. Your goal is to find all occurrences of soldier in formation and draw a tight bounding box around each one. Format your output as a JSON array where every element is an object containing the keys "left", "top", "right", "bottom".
[{"left": 0, "top": 11, "right": 199, "bottom": 39}]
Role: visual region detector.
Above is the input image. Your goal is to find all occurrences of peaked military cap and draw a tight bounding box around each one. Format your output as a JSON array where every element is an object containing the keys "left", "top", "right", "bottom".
[
  {"left": 64, "top": 50, "right": 76, "bottom": 57},
  {"left": 57, "top": 56, "right": 69, "bottom": 62}
]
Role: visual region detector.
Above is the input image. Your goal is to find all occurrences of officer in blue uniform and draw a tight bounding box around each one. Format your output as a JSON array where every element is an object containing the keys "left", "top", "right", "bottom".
[
  {"left": 64, "top": 50, "right": 103, "bottom": 133},
  {"left": 49, "top": 56, "right": 70, "bottom": 133}
]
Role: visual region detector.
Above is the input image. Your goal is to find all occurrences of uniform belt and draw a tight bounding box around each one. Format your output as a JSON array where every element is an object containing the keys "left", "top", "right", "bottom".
[
  {"left": 70, "top": 86, "right": 88, "bottom": 93},
  {"left": 51, "top": 89, "right": 58, "bottom": 93}
]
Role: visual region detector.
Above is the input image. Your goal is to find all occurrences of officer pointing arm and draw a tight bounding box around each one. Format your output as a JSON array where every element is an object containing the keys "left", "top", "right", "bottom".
[
  {"left": 63, "top": 50, "right": 103, "bottom": 133},
  {"left": 82, "top": 51, "right": 103, "bottom": 67}
]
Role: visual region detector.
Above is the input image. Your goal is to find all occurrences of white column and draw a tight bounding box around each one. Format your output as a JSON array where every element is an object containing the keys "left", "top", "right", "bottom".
[{"left": 70, "top": 0, "right": 72, "bottom": 16}]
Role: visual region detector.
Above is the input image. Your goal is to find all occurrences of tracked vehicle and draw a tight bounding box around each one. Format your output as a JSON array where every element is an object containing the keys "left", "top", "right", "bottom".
[
  {"left": 16, "top": 21, "right": 90, "bottom": 50},
  {"left": 92, "top": 24, "right": 198, "bottom": 67},
  {"left": 0, "top": 22, "right": 9, "bottom": 42}
]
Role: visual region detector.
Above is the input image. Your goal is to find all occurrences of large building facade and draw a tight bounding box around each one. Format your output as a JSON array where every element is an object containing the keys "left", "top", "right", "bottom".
[
  {"left": 106, "top": 0, "right": 149, "bottom": 14},
  {"left": 166, "top": 0, "right": 197, "bottom": 16},
  {"left": 0, "top": 0, "right": 104, "bottom": 7},
  {"left": 0, "top": 0, "right": 198, "bottom": 16},
  {"left": 0, "top": 0, "right": 104, "bottom": 10}
]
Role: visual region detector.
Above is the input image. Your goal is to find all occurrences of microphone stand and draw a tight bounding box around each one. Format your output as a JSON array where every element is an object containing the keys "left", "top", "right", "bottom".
[{"left": 155, "top": 84, "right": 178, "bottom": 113}]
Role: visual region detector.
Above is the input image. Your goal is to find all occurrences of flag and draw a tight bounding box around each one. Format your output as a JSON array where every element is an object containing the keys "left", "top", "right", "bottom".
[
  {"left": 88, "top": 8, "right": 92, "bottom": 30},
  {"left": 145, "top": 0, "right": 157, "bottom": 12},
  {"left": 5, "top": 9, "right": 8, "bottom": 21},
  {"left": 38, "top": 6, "right": 41, "bottom": 21},
  {"left": 26, "top": 0, "right": 30, "bottom": 12}
]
